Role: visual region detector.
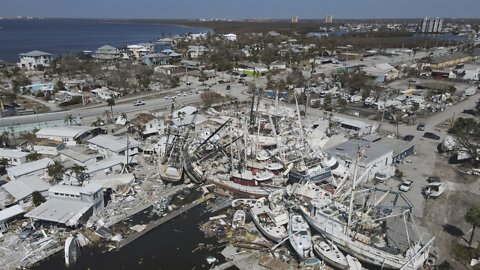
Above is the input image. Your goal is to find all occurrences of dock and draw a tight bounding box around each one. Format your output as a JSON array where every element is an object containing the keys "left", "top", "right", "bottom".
[{"left": 116, "top": 193, "right": 215, "bottom": 249}]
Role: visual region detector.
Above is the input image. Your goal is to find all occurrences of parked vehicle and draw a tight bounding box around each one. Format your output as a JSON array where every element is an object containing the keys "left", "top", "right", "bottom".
[
  {"left": 374, "top": 173, "right": 388, "bottom": 183},
  {"left": 399, "top": 180, "right": 413, "bottom": 192},
  {"left": 462, "top": 109, "right": 478, "bottom": 116},
  {"left": 423, "top": 132, "right": 440, "bottom": 140},
  {"left": 226, "top": 85, "right": 231, "bottom": 90},
  {"left": 427, "top": 176, "right": 441, "bottom": 183},
  {"left": 423, "top": 182, "right": 447, "bottom": 198},
  {"left": 133, "top": 100, "right": 145, "bottom": 106},
  {"left": 417, "top": 123, "right": 425, "bottom": 131},
  {"left": 403, "top": 135, "right": 414, "bottom": 141}
]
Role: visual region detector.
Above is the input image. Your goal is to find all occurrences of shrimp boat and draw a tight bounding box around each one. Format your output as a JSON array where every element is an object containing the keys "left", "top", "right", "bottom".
[
  {"left": 250, "top": 203, "right": 287, "bottom": 242},
  {"left": 232, "top": 209, "right": 246, "bottom": 229},
  {"left": 312, "top": 235, "right": 349, "bottom": 269},
  {"left": 288, "top": 212, "right": 314, "bottom": 260}
]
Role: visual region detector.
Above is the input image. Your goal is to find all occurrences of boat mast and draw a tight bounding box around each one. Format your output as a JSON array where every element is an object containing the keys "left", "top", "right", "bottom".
[
  {"left": 294, "top": 94, "right": 306, "bottom": 162},
  {"left": 346, "top": 144, "right": 361, "bottom": 233}
]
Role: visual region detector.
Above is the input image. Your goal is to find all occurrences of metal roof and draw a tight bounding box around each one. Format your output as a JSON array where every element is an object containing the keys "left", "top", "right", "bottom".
[
  {"left": 327, "top": 139, "right": 392, "bottom": 165},
  {"left": 88, "top": 135, "right": 140, "bottom": 153},
  {"left": 25, "top": 198, "right": 92, "bottom": 226},
  {"left": 0, "top": 149, "right": 28, "bottom": 159},
  {"left": 49, "top": 183, "right": 102, "bottom": 196},
  {"left": 2, "top": 175, "right": 51, "bottom": 202},
  {"left": 36, "top": 126, "right": 95, "bottom": 139},
  {"left": 6, "top": 158, "right": 54, "bottom": 178},
  {"left": 0, "top": 205, "right": 24, "bottom": 223}
]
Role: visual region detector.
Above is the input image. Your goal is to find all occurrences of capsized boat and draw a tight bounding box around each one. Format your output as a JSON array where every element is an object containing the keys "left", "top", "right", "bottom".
[
  {"left": 64, "top": 235, "right": 81, "bottom": 266},
  {"left": 346, "top": 255, "right": 362, "bottom": 270},
  {"left": 312, "top": 235, "right": 348, "bottom": 270},
  {"left": 232, "top": 209, "right": 246, "bottom": 229},
  {"left": 288, "top": 212, "right": 313, "bottom": 260},
  {"left": 250, "top": 204, "right": 287, "bottom": 243}
]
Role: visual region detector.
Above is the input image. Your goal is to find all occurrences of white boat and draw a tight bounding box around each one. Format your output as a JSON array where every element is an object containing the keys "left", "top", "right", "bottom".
[
  {"left": 423, "top": 182, "right": 446, "bottom": 198},
  {"left": 346, "top": 255, "right": 362, "bottom": 270},
  {"left": 250, "top": 204, "right": 287, "bottom": 242},
  {"left": 312, "top": 235, "right": 349, "bottom": 269},
  {"left": 64, "top": 235, "right": 81, "bottom": 266},
  {"left": 288, "top": 212, "right": 313, "bottom": 260},
  {"left": 232, "top": 209, "right": 246, "bottom": 229}
]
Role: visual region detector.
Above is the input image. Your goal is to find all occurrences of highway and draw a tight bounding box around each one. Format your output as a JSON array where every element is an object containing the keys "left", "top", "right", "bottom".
[{"left": 0, "top": 93, "right": 203, "bottom": 127}]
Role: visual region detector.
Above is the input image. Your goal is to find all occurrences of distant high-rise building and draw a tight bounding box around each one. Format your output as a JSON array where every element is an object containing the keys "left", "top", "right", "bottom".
[
  {"left": 420, "top": 17, "right": 443, "bottom": 33},
  {"left": 291, "top": 15, "right": 298, "bottom": 23},
  {"left": 325, "top": 15, "right": 333, "bottom": 23}
]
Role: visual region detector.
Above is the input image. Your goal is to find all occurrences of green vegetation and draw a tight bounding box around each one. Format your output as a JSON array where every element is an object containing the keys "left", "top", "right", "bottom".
[{"left": 31, "top": 191, "right": 45, "bottom": 206}]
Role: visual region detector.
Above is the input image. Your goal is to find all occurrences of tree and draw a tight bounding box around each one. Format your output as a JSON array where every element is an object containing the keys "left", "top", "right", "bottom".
[
  {"left": 71, "top": 164, "right": 86, "bottom": 177},
  {"left": 107, "top": 98, "right": 115, "bottom": 119},
  {"left": 338, "top": 98, "right": 347, "bottom": 109},
  {"left": 451, "top": 117, "right": 480, "bottom": 166},
  {"left": 47, "top": 161, "right": 65, "bottom": 181},
  {"left": 64, "top": 114, "right": 75, "bottom": 125},
  {"left": 55, "top": 80, "right": 65, "bottom": 90},
  {"left": 323, "top": 94, "right": 332, "bottom": 110},
  {"left": 465, "top": 207, "right": 480, "bottom": 246},
  {"left": 411, "top": 102, "right": 420, "bottom": 114},
  {"left": 31, "top": 191, "right": 45, "bottom": 206},
  {"left": 26, "top": 152, "right": 42, "bottom": 162}
]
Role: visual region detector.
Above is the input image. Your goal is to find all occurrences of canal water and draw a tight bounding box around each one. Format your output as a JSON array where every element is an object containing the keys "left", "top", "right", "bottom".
[{"left": 31, "top": 202, "right": 229, "bottom": 269}]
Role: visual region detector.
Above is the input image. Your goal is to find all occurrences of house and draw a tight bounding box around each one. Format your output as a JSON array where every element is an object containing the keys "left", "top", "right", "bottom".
[
  {"left": 270, "top": 61, "right": 287, "bottom": 70},
  {"left": 338, "top": 52, "right": 363, "bottom": 61},
  {"left": 142, "top": 53, "right": 169, "bottom": 65},
  {"left": 327, "top": 139, "right": 395, "bottom": 181},
  {"left": 90, "top": 87, "right": 120, "bottom": 100},
  {"left": 188, "top": 46, "right": 208, "bottom": 59},
  {"left": 224, "top": 33, "right": 237, "bottom": 42},
  {"left": 25, "top": 183, "right": 104, "bottom": 227},
  {"left": 1, "top": 175, "right": 51, "bottom": 204},
  {"left": 59, "top": 147, "right": 102, "bottom": 166},
  {"left": 6, "top": 158, "right": 54, "bottom": 180},
  {"left": 0, "top": 205, "right": 25, "bottom": 232},
  {"left": 36, "top": 126, "right": 102, "bottom": 146},
  {"left": 85, "top": 157, "right": 124, "bottom": 177},
  {"left": 87, "top": 135, "right": 141, "bottom": 163},
  {"left": 127, "top": 44, "right": 152, "bottom": 60},
  {"left": 94, "top": 45, "right": 121, "bottom": 60},
  {"left": 18, "top": 50, "right": 52, "bottom": 70},
  {"left": 332, "top": 116, "right": 374, "bottom": 136},
  {"left": 32, "top": 139, "right": 66, "bottom": 155},
  {"left": 429, "top": 52, "right": 472, "bottom": 69},
  {"left": 0, "top": 149, "right": 28, "bottom": 165},
  {"left": 19, "top": 82, "right": 54, "bottom": 94},
  {"left": 362, "top": 63, "right": 399, "bottom": 82},
  {"left": 129, "top": 113, "right": 163, "bottom": 137}
]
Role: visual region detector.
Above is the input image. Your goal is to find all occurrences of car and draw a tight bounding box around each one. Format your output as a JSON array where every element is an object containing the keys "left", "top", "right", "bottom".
[
  {"left": 164, "top": 96, "right": 171, "bottom": 99},
  {"left": 427, "top": 176, "right": 441, "bottom": 183},
  {"left": 403, "top": 135, "right": 414, "bottom": 141},
  {"left": 399, "top": 180, "right": 414, "bottom": 192},
  {"left": 417, "top": 123, "right": 425, "bottom": 131},
  {"left": 133, "top": 100, "right": 145, "bottom": 106},
  {"left": 374, "top": 173, "right": 388, "bottom": 183},
  {"left": 239, "top": 73, "right": 247, "bottom": 78},
  {"left": 423, "top": 132, "right": 440, "bottom": 140},
  {"left": 226, "top": 85, "right": 231, "bottom": 90}
]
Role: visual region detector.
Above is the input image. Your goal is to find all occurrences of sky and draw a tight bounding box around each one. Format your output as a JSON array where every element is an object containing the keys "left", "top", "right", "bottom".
[{"left": 1, "top": 0, "right": 479, "bottom": 19}]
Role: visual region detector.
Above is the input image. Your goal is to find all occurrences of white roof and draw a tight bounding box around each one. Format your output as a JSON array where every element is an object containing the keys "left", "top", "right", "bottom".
[
  {"left": 2, "top": 175, "right": 51, "bottom": 202},
  {"left": 6, "top": 158, "right": 54, "bottom": 178},
  {"left": 88, "top": 135, "right": 140, "bottom": 153},
  {"left": 36, "top": 126, "right": 95, "bottom": 139},
  {"left": 25, "top": 198, "right": 92, "bottom": 226},
  {"left": 376, "top": 63, "right": 395, "bottom": 70},
  {"left": 90, "top": 173, "right": 135, "bottom": 189},
  {"left": 0, "top": 149, "right": 28, "bottom": 159},
  {"left": 49, "top": 183, "right": 102, "bottom": 196},
  {"left": 333, "top": 116, "right": 371, "bottom": 129},
  {"left": 173, "top": 106, "right": 197, "bottom": 116},
  {"left": 85, "top": 157, "right": 124, "bottom": 174},
  {"left": 0, "top": 205, "right": 24, "bottom": 222},
  {"left": 19, "top": 50, "right": 51, "bottom": 57}
]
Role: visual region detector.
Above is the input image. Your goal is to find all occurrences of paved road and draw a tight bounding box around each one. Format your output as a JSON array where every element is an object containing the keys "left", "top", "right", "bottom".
[{"left": 0, "top": 93, "right": 202, "bottom": 127}]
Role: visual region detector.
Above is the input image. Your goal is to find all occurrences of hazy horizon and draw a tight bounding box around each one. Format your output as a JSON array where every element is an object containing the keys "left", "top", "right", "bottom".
[{"left": 1, "top": 0, "right": 479, "bottom": 20}]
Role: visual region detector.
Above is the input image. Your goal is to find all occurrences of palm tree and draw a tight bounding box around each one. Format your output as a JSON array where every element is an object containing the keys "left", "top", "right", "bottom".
[
  {"left": 71, "top": 164, "right": 86, "bottom": 178},
  {"left": 64, "top": 114, "right": 74, "bottom": 125},
  {"left": 465, "top": 207, "right": 480, "bottom": 246},
  {"left": 107, "top": 98, "right": 115, "bottom": 118},
  {"left": 47, "top": 161, "right": 65, "bottom": 181},
  {"left": 26, "top": 152, "right": 42, "bottom": 162},
  {"left": 0, "top": 131, "right": 10, "bottom": 148}
]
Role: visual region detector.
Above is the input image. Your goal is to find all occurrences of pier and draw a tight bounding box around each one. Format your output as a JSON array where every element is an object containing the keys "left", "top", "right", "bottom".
[{"left": 116, "top": 193, "right": 215, "bottom": 249}]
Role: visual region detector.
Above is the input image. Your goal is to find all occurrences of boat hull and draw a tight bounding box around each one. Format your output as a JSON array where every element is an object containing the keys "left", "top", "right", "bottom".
[
  {"left": 299, "top": 207, "right": 430, "bottom": 270},
  {"left": 209, "top": 177, "right": 281, "bottom": 198},
  {"left": 250, "top": 208, "right": 285, "bottom": 243}
]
